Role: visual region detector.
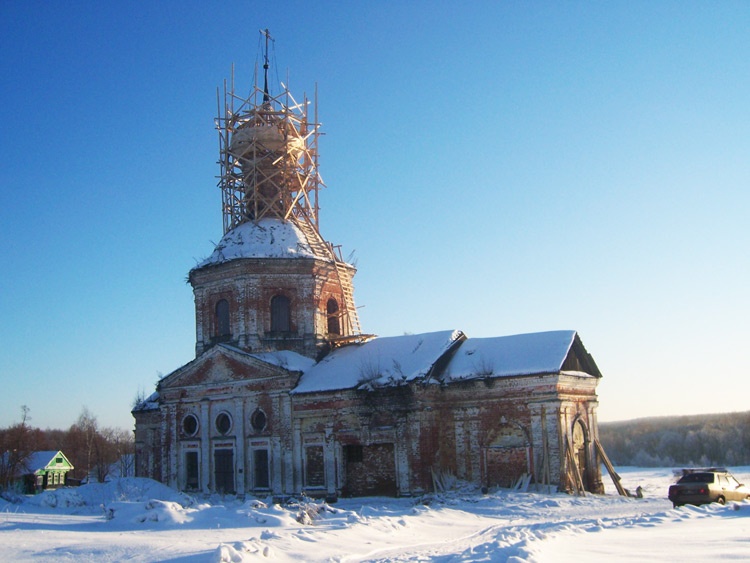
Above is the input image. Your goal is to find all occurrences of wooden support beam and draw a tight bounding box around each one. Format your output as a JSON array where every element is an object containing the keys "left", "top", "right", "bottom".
[
  {"left": 594, "top": 439, "right": 627, "bottom": 497},
  {"left": 564, "top": 436, "right": 585, "bottom": 496}
]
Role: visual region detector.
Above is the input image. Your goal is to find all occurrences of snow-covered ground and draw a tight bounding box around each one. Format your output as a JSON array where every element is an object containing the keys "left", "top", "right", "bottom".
[{"left": 1, "top": 466, "right": 749, "bottom": 562}]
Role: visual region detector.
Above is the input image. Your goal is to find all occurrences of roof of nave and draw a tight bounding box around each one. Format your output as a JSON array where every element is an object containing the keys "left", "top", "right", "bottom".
[
  {"left": 293, "top": 330, "right": 465, "bottom": 394},
  {"left": 132, "top": 330, "right": 600, "bottom": 410},
  {"left": 294, "top": 329, "right": 599, "bottom": 394},
  {"left": 193, "top": 218, "right": 327, "bottom": 269},
  {"left": 442, "top": 330, "right": 589, "bottom": 381}
]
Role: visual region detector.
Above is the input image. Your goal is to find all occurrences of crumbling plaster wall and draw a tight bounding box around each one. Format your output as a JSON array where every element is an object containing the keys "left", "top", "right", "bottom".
[{"left": 291, "top": 373, "right": 601, "bottom": 496}]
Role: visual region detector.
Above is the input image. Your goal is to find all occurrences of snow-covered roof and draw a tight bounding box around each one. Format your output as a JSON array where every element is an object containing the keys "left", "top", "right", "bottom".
[
  {"left": 194, "top": 218, "right": 322, "bottom": 269},
  {"left": 138, "top": 329, "right": 593, "bottom": 403},
  {"left": 293, "top": 329, "right": 589, "bottom": 394},
  {"left": 24, "top": 451, "right": 57, "bottom": 472},
  {"left": 249, "top": 351, "right": 316, "bottom": 373},
  {"left": 132, "top": 390, "right": 160, "bottom": 413},
  {"left": 443, "top": 330, "right": 579, "bottom": 381},
  {"left": 293, "top": 330, "right": 464, "bottom": 394},
  {"left": 23, "top": 451, "right": 69, "bottom": 473},
  {"left": 220, "top": 344, "right": 316, "bottom": 373}
]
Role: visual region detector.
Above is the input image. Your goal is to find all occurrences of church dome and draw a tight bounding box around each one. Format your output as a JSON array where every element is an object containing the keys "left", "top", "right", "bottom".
[
  {"left": 229, "top": 121, "right": 304, "bottom": 157},
  {"left": 195, "top": 218, "right": 323, "bottom": 269}
]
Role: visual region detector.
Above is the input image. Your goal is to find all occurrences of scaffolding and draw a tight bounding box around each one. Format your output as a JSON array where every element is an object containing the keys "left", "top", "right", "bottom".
[
  {"left": 215, "top": 30, "right": 363, "bottom": 339},
  {"left": 216, "top": 69, "right": 321, "bottom": 231}
]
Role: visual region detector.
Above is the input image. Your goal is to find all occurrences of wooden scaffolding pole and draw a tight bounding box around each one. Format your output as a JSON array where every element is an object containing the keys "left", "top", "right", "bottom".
[
  {"left": 595, "top": 439, "right": 627, "bottom": 497},
  {"left": 564, "top": 436, "right": 586, "bottom": 496}
]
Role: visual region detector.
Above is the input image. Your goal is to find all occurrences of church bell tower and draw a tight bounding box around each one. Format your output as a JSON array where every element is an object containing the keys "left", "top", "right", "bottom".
[{"left": 189, "top": 31, "right": 365, "bottom": 359}]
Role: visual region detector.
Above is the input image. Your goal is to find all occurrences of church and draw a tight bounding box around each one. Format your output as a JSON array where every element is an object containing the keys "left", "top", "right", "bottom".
[{"left": 132, "top": 39, "right": 605, "bottom": 499}]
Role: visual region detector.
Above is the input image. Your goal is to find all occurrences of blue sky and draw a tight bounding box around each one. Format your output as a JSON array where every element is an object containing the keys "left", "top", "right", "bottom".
[{"left": 1, "top": 1, "right": 748, "bottom": 431}]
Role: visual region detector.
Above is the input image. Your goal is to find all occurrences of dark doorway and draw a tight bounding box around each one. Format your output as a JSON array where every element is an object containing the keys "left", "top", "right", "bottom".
[
  {"left": 344, "top": 443, "right": 397, "bottom": 497},
  {"left": 185, "top": 451, "right": 199, "bottom": 491},
  {"left": 253, "top": 449, "right": 269, "bottom": 489},
  {"left": 305, "top": 446, "right": 325, "bottom": 488},
  {"left": 214, "top": 449, "right": 234, "bottom": 494}
]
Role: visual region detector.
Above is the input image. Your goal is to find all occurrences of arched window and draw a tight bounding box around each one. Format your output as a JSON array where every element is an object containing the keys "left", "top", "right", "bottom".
[
  {"left": 215, "top": 299, "right": 230, "bottom": 339},
  {"left": 270, "top": 295, "right": 291, "bottom": 332},
  {"left": 327, "top": 298, "right": 340, "bottom": 335}
]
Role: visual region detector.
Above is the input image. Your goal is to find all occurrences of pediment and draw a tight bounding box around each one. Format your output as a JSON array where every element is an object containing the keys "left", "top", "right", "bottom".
[
  {"left": 160, "top": 346, "right": 298, "bottom": 389},
  {"left": 560, "top": 334, "right": 602, "bottom": 378}
]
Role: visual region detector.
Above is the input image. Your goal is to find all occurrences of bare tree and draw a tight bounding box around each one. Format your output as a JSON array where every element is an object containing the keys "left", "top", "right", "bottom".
[
  {"left": 131, "top": 388, "right": 148, "bottom": 410},
  {"left": 64, "top": 409, "right": 135, "bottom": 483},
  {"left": 2, "top": 406, "right": 139, "bottom": 490},
  {"left": 92, "top": 427, "right": 116, "bottom": 483},
  {"left": 111, "top": 428, "right": 135, "bottom": 478},
  {"left": 0, "top": 406, "right": 36, "bottom": 491},
  {"left": 70, "top": 407, "right": 98, "bottom": 482},
  {"left": 20, "top": 405, "right": 30, "bottom": 425}
]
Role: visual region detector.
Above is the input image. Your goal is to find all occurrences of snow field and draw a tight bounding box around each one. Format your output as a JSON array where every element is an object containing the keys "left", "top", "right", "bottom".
[{"left": 1, "top": 468, "right": 749, "bottom": 562}]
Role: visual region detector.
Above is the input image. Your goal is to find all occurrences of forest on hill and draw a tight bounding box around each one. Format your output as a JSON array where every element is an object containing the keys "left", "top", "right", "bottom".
[{"left": 599, "top": 411, "right": 750, "bottom": 468}]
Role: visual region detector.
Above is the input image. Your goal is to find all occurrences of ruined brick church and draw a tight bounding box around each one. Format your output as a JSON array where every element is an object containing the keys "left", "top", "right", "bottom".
[{"left": 133, "top": 39, "right": 605, "bottom": 499}]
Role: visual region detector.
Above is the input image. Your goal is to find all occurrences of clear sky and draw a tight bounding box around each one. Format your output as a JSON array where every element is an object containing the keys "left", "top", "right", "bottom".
[{"left": 1, "top": 1, "right": 748, "bottom": 431}]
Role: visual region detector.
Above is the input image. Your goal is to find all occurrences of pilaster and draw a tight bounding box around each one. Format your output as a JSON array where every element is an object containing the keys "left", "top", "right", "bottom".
[
  {"left": 234, "top": 397, "right": 246, "bottom": 495},
  {"left": 200, "top": 401, "right": 210, "bottom": 493}
]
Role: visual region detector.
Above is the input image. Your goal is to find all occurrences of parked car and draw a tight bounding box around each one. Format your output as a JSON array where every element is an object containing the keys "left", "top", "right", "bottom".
[{"left": 668, "top": 468, "right": 750, "bottom": 508}]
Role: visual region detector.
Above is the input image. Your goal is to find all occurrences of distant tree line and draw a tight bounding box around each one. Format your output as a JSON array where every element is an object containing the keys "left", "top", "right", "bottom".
[
  {"left": 0, "top": 406, "right": 134, "bottom": 491},
  {"left": 599, "top": 411, "right": 750, "bottom": 468}
]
